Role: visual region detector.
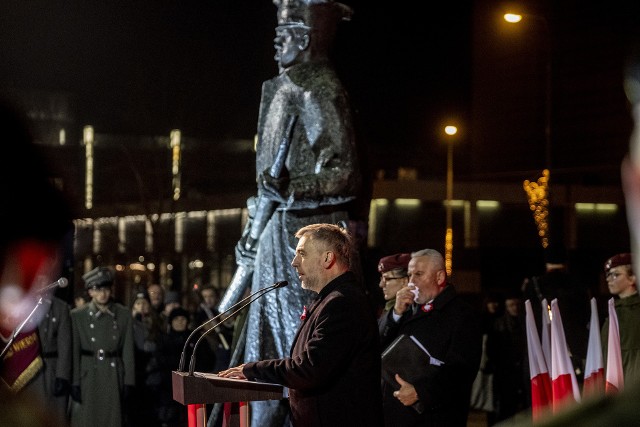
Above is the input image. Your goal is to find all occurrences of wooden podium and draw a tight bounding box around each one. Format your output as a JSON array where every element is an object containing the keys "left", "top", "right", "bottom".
[{"left": 172, "top": 371, "right": 284, "bottom": 427}]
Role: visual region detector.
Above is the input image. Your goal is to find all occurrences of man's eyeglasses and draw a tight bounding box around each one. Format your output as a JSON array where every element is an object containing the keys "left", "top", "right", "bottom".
[{"left": 606, "top": 271, "right": 624, "bottom": 280}]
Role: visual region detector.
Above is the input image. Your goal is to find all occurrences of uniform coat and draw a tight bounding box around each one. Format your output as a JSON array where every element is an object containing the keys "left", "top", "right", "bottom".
[
  {"left": 379, "top": 284, "right": 482, "bottom": 427},
  {"left": 70, "top": 300, "right": 135, "bottom": 427},
  {"left": 242, "top": 272, "right": 383, "bottom": 427},
  {"left": 38, "top": 296, "right": 72, "bottom": 417},
  {"left": 20, "top": 295, "right": 72, "bottom": 422},
  {"left": 601, "top": 292, "right": 640, "bottom": 383}
]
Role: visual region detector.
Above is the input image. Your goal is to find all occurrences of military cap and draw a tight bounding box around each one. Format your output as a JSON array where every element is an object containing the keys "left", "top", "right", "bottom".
[
  {"left": 82, "top": 267, "right": 114, "bottom": 289},
  {"left": 378, "top": 253, "right": 411, "bottom": 273},
  {"left": 604, "top": 253, "right": 633, "bottom": 272},
  {"left": 274, "top": 0, "right": 352, "bottom": 29}
]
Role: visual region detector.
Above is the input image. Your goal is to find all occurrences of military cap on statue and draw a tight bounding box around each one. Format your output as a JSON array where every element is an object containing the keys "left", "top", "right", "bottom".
[
  {"left": 274, "top": 0, "right": 352, "bottom": 32},
  {"left": 378, "top": 253, "right": 411, "bottom": 273},
  {"left": 604, "top": 252, "right": 633, "bottom": 272},
  {"left": 82, "top": 267, "right": 114, "bottom": 289}
]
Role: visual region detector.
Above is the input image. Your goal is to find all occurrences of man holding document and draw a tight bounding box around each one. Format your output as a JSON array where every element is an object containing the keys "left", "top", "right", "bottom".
[{"left": 378, "top": 248, "right": 482, "bottom": 426}]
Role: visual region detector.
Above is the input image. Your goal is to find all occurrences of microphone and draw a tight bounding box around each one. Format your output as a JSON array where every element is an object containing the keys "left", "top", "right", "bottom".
[
  {"left": 35, "top": 277, "right": 69, "bottom": 294},
  {"left": 188, "top": 280, "right": 289, "bottom": 376},
  {"left": 177, "top": 280, "right": 288, "bottom": 373}
]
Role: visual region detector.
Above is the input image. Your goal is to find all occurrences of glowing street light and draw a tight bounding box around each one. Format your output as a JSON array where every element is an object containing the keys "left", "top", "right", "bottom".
[
  {"left": 503, "top": 11, "right": 552, "bottom": 172},
  {"left": 444, "top": 125, "right": 458, "bottom": 277}
]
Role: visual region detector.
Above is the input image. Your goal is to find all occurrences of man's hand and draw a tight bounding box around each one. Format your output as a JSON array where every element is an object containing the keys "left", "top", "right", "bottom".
[
  {"left": 259, "top": 171, "right": 290, "bottom": 203},
  {"left": 393, "top": 374, "right": 419, "bottom": 406},
  {"left": 394, "top": 285, "right": 416, "bottom": 316},
  {"left": 217, "top": 364, "right": 247, "bottom": 380}
]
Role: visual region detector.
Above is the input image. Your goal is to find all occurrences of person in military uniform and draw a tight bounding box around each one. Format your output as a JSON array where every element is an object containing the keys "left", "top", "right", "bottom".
[
  {"left": 31, "top": 287, "right": 73, "bottom": 421},
  {"left": 601, "top": 253, "right": 640, "bottom": 384},
  {"left": 377, "top": 253, "right": 411, "bottom": 322},
  {"left": 69, "top": 267, "right": 135, "bottom": 427}
]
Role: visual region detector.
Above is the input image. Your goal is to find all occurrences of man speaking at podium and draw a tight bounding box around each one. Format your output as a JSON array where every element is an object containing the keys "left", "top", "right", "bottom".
[{"left": 218, "top": 223, "right": 383, "bottom": 427}]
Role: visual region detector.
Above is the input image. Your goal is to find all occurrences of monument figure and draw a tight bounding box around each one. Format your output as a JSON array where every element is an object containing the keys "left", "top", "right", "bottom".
[{"left": 212, "top": 1, "right": 365, "bottom": 425}]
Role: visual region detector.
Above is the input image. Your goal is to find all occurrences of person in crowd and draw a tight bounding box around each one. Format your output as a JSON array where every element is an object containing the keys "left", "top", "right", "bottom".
[
  {"left": 74, "top": 289, "right": 89, "bottom": 309},
  {"left": 0, "top": 99, "right": 74, "bottom": 426},
  {"left": 192, "top": 285, "right": 233, "bottom": 372},
  {"left": 218, "top": 223, "right": 383, "bottom": 427},
  {"left": 470, "top": 292, "right": 503, "bottom": 422},
  {"left": 70, "top": 267, "right": 136, "bottom": 427},
  {"left": 147, "top": 283, "right": 165, "bottom": 316},
  {"left": 521, "top": 245, "right": 590, "bottom": 382},
  {"left": 487, "top": 293, "right": 529, "bottom": 423},
  {"left": 130, "top": 289, "right": 163, "bottom": 427},
  {"left": 600, "top": 253, "right": 640, "bottom": 383},
  {"left": 152, "top": 306, "right": 215, "bottom": 427},
  {"left": 377, "top": 252, "right": 411, "bottom": 331},
  {"left": 378, "top": 248, "right": 482, "bottom": 426},
  {"left": 160, "top": 290, "right": 182, "bottom": 333}
]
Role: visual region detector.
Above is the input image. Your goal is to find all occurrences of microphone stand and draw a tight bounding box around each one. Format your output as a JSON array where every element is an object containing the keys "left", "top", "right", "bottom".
[
  {"left": 0, "top": 297, "right": 45, "bottom": 359},
  {"left": 177, "top": 281, "right": 286, "bottom": 373},
  {"left": 188, "top": 284, "right": 285, "bottom": 376}
]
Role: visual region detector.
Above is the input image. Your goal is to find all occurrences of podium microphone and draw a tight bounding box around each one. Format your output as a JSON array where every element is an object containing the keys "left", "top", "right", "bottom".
[
  {"left": 35, "top": 277, "right": 69, "bottom": 294},
  {"left": 188, "top": 281, "right": 288, "bottom": 376},
  {"left": 178, "top": 280, "right": 288, "bottom": 373}
]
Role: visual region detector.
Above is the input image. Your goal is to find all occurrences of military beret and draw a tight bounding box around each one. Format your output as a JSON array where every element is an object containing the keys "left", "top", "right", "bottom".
[
  {"left": 82, "top": 267, "right": 114, "bottom": 289},
  {"left": 378, "top": 253, "right": 411, "bottom": 273},
  {"left": 604, "top": 253, "right": 633, "bottom": 272}
]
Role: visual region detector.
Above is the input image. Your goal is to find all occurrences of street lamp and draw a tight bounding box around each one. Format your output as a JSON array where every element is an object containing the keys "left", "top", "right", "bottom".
[
  {"left": 444, "top": 125, "right": 457, "bottom": 277},
  {"left": 504, "top": 12, "right": 552, "bottom": 172}
]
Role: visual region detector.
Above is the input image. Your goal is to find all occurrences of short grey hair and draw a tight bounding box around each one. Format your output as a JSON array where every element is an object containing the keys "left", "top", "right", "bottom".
[{"left": 411, "top": 248, "right": 445, "bottom": 270}]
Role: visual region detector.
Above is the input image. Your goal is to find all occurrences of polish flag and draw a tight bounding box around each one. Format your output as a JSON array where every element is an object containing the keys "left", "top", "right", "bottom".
[
  {"left": 583, "top": 297, "right": 605, "bottom": 398},
  {"left": 605, "top": 297, "right": 624, "bottom": 393},
  {"left": 550, "top": 299, "right": 580, "bottom": 412},
  {"left": 525, "top": 299, "right": 552, "bottom": 420},
  {"left": 540, "top": 298, "right": 551, "bottom": 368}
]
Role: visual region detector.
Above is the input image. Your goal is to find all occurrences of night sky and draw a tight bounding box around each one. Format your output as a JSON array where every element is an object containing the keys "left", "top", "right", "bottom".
[
  {"left": 0, "top": 1, "right": 472, "bottom": 149},
  {"left": 1, "top": 1, "right": 640, "bottom": 184}
]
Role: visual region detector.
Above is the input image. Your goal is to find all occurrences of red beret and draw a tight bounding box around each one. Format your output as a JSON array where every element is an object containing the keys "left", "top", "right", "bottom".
[
  {"left": 378, "top": 253, "right": 411, "bottom": 273},
  {"left": 604, "top": 253, "right": 633, "bottom": 272}
]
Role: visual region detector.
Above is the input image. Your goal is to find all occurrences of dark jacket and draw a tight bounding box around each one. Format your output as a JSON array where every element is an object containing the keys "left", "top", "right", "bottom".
[
  {"left": 379, "top": 284, "right": 482, "bottom": 427},
  {"left": 242, "top": 271, "right": 384, "bottom": 427}
]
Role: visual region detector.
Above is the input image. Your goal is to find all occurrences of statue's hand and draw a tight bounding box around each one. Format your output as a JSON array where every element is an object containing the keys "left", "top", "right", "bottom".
[
  {"left": 259, "top": 171, "right": 290, "bottom": 203},
  {"left": 235, "top": 238, "right": 257, "bottom": 267}
]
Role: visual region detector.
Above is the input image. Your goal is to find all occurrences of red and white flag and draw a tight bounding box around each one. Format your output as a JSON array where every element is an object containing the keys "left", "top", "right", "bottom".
[
  {"left": 550, "top": 299, "right": 580, "bottom": 412},
  {"left": 583, "top": 297, "right": 604, "bottom": 398},
  {"left": 540, "top": 298, "right": 551, "bottom": 368},
  {"left": 525, "top": 299, "right": 552, "bottom": 420},
  {"left": 605, "top": 297, "right": 624, "bottom": 393}
]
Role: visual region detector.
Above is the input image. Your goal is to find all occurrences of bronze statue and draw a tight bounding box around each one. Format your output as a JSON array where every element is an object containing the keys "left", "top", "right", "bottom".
[{"left": 213, "top": 1, "right": 364, "bottom": 425}]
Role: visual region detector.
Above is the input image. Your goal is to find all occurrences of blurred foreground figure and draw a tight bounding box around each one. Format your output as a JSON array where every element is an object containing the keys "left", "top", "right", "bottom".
[
  {"left": 0, "top": 98, "right": 73, "bottom": 426},
  {"left": 213, "top": 1, "right": 364, "bottom": 426}
]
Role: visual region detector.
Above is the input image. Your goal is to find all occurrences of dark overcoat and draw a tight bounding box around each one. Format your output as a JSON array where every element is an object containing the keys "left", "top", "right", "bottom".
[
  {"left": 242, "top": 271, "right": 384, "bottom": 427},
  {"left": 379, "top": 284, "right": 482, "bottom": 427}
]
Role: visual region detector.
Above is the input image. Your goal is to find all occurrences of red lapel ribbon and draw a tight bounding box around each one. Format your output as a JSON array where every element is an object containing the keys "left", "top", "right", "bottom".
[{"left": 300, "top": 305, "right": 308, "bottom": 320}]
